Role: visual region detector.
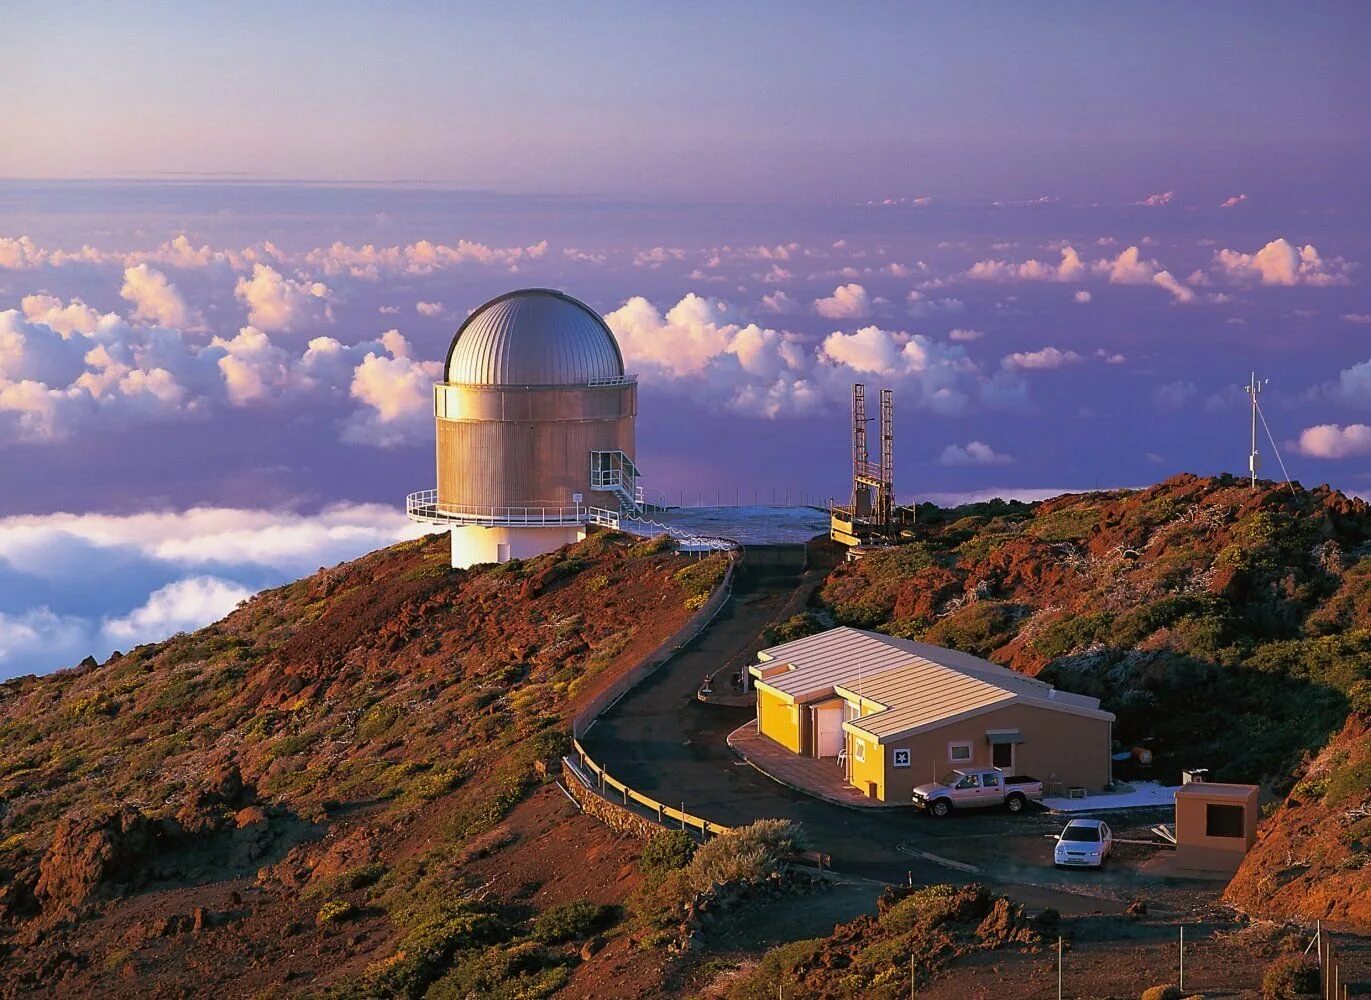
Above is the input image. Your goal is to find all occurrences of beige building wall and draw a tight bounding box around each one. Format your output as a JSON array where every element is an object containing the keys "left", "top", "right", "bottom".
[
  {"left": 861, "top": 702, "right": 1113, "bottom": 803},
  {"left": 1173, "top": 784, "right": 1259, "bottom": 874},
  {"left": 435, "top": 383, "right": 636, "bottom": 507}
]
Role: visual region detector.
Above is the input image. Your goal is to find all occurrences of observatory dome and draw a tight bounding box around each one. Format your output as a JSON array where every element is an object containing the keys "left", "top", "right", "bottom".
[{"left": 444, "top": 288, "right": 625, "bottom": 386}]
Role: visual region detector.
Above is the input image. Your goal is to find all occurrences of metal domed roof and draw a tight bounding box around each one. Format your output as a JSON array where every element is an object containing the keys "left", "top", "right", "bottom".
[{"left": 444, "top": 289, "right": 625, "bottom": 386}]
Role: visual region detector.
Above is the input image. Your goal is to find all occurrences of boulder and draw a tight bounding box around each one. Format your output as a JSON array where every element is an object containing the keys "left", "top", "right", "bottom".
[{"left": 35, "top": 805, "right": 156, "bottom": 910}]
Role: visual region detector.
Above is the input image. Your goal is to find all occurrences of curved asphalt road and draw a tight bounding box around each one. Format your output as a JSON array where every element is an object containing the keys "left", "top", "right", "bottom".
[{"left": 581, "top": 544, "right": 1194, "bottom": 915}]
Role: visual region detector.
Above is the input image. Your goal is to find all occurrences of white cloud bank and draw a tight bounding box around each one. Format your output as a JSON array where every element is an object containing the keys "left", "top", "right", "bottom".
[{"left": 0, "top": 504, "right": 427, "bottom": 678}]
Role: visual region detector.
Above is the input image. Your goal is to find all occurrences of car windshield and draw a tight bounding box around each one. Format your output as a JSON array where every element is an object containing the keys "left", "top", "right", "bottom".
[
  {"left": 938, "top": 772, "right": 964, "bottom": 786},
  {"left": 1061, "top": 826, "right": 1101, "bottom": 842}
]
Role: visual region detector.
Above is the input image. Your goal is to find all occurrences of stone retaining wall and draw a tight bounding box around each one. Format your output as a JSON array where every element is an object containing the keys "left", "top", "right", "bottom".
[{"left": 560, "top": 758, "right": 660, "bottom": 839}]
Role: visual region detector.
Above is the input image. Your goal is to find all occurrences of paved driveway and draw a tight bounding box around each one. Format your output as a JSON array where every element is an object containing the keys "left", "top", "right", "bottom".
[{"left": 581, "top": 544, "right": 1207, "bottom": 915}]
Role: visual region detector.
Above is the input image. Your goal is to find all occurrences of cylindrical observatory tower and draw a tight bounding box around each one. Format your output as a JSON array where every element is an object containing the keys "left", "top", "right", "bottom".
[{"left": 406, "top": 288, "right": 641, "bottom": 568}]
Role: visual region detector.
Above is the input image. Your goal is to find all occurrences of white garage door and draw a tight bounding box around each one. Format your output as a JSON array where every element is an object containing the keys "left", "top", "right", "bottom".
[{"left": 815, "top": 706, "right": 844, "bottom": 758}]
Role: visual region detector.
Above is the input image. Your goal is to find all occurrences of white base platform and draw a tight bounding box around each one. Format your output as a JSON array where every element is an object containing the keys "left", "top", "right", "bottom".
[
  {"left": 449, "top": 524, "right": 586, "bottom": 568},
  {"left": 1043, "top": 781, "right": 1179, "bottom": 813}
]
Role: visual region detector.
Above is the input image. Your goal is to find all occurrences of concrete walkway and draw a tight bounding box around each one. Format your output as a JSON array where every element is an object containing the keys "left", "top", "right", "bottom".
[{"left": 727, "top": 722, "right": 909, "bottom": 811}]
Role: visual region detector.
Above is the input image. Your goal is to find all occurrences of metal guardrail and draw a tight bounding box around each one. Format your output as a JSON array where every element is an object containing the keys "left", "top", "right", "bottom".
[
  {"left": 570, "top": 738, "right": 734, "bottom": 838},
  {"left": 405, "top": 490, "right": 620, "bottom": 528}
]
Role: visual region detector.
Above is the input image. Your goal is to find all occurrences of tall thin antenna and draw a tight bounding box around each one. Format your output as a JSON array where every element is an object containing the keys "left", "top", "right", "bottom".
[{"left": 1245, "top": 371, "right": 1264, "bottom": 490}]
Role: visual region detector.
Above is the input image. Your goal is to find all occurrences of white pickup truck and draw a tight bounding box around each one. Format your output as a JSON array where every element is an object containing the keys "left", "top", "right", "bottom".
[{"left": 911, "top": 768, "right": 1045, "bottom": 817}]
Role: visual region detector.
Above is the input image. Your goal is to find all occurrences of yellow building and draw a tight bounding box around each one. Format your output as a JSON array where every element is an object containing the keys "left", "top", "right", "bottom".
[{"left": 748, "top": 627, "right": 1115, "bottom": 802}]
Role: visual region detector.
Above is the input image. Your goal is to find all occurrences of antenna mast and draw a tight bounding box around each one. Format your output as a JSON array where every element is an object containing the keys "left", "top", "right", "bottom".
[{"left": 1245, "top": 371, "right": 1262, "bottom": 490}]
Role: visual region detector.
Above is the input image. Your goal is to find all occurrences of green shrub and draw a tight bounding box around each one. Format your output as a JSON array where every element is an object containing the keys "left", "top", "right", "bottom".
[
  {"left": 1324, "top": 752, "right": 1371, "bottom": 807},
  {"left": 923, "top": 602, "right": 1021, "bottom": 656},
  {"left": 685, "top": 818, "right": 807, "bottom": 889},
  {"left": 878, "top": 883, "right": 990, "bottom": 934},
  {"left": 628, "top": 535, "right": 677, "bottom": 558},
  {"left": 403, "top": 766, "right": 464, "bottom": 803},
  {"left": 316, "top": 899, "right": 357, "bottom": 926},
  {"left": 357, "top": 702, "right": 401, "bottom": 741},
  {"left": 723, "top": 938, "right": 826, "bottom": 1000},
  {"left": 529, "top": 900, "right": 615, "bottom": 943},
  {"left": 673, "top": 556, "right": 727, "bottom": 597},
  {"left": 1139, "top": 986, "right": 1182, "bottom": 1000},
  {"left": 1349, "top": 678, "right": 1371, "bottom": 715},
  {"left": 761, "top": 612, "right": 824, "bottom": 647},
  {"left": 1261, "top": 954, "right": 1319, "bottom": 999},
  {"left": 627, "top": 868, "right": 691, "bottom": 931},
  {"left": 639, "top": 829, "right": 697, "bottom": 876},
  {"left": 425, "top": 942, "right": 571, "bottom": 1000}
]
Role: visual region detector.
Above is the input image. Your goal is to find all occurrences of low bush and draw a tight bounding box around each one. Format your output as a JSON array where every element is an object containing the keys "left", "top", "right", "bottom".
[
  {"left": 685, "top": 818, "right": 807, "bottom": 890},
  {"left": 1349, "top": 678, "right": 1371, "bottom": 715},
  {"left": 1139, "top": 986, "right": 1182, "bottom": 1000},
  {"left": 528, "top": 900, "right": 615, "bottom": 943},
  {"left": 1261, "top": 954, "right": 1319, "bottom": 999},
  {"left": 425, "top": 942, "right": 572, "bottom": 1000},
  {"left": 316, "top": 899, "right": 357, "bottom": 926},
  {"left": 638, "top": 829, "right": 697, "bottom": 876}
]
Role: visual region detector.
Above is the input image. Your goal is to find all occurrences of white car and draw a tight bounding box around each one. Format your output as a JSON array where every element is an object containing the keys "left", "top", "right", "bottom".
[{"left": 1053, "top": 818, "right": 1113, "bottom": 868}]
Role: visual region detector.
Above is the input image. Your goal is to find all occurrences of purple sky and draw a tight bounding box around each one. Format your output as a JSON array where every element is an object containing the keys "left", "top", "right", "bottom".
[{"left": 2, "top": 4, "right": 1369, "bottom": 676}]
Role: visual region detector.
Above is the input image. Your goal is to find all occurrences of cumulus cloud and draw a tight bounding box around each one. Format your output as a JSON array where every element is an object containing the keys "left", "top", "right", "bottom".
[
  {"left": 120, "top": 264, "right": 194, "bottom": 327},
  {"left": 20, "top": 294, "right": 117, "bottom": 336},
  {"left": 1211, "top": 238, "right": 1350, "bottom": 286},
  {"left": 234, "top": 263, "right": 332, "bottom": 331},
  {"left": 1220, "top": 194, "right": 1248, "bottom": 208},
  {"left": 415, "top": 301, "right": 444, "bottom": 317},
  {"left": 1000, "top": 347, "right": 1084, "bottom": 370},
  {"left": 604, "top": 294, "right": 816, "bottom": 417},
  {"left": 1073, "top": 290, "right": 1092, "bottom": 303},
  {"left": 0, "top": 236, "right": 46, "bottom": 269},
  {"left": 968, "top": 246, "right": 1085, "bottom": 282},
  {"left": 102, "top": 576, "right": 254, "bottom": 644},
  {"left": 343, "top": 331, "right": 443, "bottom": 446},
  {"left": 938, "top": 441, "right": 1013, "bottom": 466},
  {"left": 1295, "top": 423, "right": 1371, "bottom": 459},
  {"left": 0, "top": 292, "right": 432, "bottom": 444},
  {"left": 948, "top": 328, "right": 983, "bottom": 342},
  {"left": 1139, "top": 191, "right": 1175, "bottom": 207},
  {"left": 605, "top": 293, "right": 1016, "bottom": 419},
  {"left": 813, "top": 283, "right": 872, "bottom": 319},
  {"left": 760, "top": 290, "right": 799, "bottom": 314},
  {"left": 0, "top": 504, "right": 425, "bottom": 677}
]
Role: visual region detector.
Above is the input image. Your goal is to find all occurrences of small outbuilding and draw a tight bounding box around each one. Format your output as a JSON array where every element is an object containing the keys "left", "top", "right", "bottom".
[
  {"left": 1173, "top": 782, "right": 1259, "bottom": 874},
  {"left": 748, "top": 627, "right": 1115, "bottom": 803}
]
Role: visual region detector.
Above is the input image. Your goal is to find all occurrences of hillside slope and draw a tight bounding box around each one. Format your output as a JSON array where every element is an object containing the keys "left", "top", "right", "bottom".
[
  {"left": 1225, "top": 708, "right": 1371, "bottom": 929},
  {"left": 819, "top": 473, "right": 1371, "bottom": 782},
  {"left": 0, "top": 529, "right": 726, "bottom": 996}
]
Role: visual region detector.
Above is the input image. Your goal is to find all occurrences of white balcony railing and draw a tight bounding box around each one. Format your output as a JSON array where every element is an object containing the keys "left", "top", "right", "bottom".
[{"left": 406, "top": 490, "right": 619, "bottom": 528}]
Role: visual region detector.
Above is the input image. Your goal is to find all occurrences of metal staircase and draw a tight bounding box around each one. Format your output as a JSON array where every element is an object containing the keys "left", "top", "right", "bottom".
[{"left": 590, "top": 450, "right": 645, "bottom": 517}]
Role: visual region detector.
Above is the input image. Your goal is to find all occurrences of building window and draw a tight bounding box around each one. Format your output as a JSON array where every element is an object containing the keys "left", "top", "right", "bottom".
[
  {"left": 948, "top": 741, "right": 972, "bottom": 763},
  {"left": 854, "top": 739, "right": 866, "bottom": 763},
  {"left": 892, "top": 749, "right": 911, "bottom": 768},
  {"left": 1205, "top": 803, "right": 1245, "bottom": 838}
]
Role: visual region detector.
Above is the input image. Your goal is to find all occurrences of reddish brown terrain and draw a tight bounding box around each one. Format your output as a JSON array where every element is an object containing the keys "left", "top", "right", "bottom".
[
  {"left": 0, "top": 529, "right": 724, "bottom": 997},
  {"left": 2, "top": 475, "right": 1369, "bottom": 998},
  {"left": 1226, "top": 711, "right": 1371, "bottom": 929}
]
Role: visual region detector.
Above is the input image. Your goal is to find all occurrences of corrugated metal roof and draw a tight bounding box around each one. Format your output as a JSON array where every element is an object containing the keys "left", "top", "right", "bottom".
[
  {"left": 445, "top": 288, "right": 625, "bottom": 386},
  {"left": 751, "top": 626, "right": 1114, "bottom": 743}
]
